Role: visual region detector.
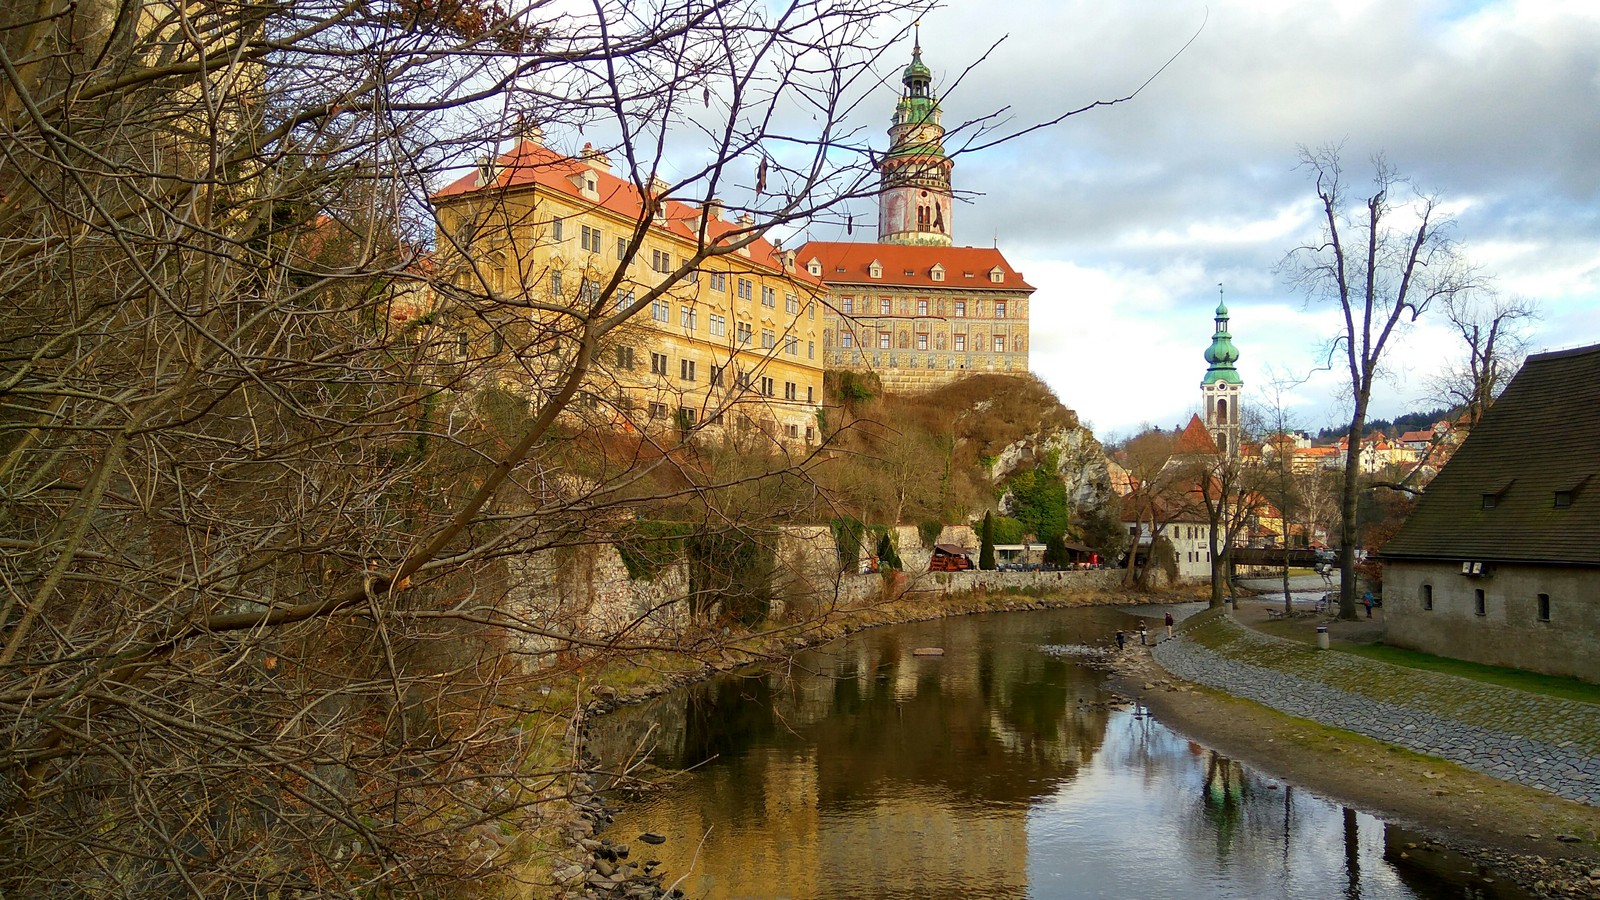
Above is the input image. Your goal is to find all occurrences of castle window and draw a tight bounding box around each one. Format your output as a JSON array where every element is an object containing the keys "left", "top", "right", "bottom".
[
  {"left": 917, "top": 299, "right": 928, "bottom": 316},
  {"left": 1422, "top": 584, "right": 1433, "bottom": 610},
  {"left": 1474, "top": 588, "right": 1486, "bottom": 616},
  {"left": 1538, "top": 593, "right": 1551, "bottom": 622}
]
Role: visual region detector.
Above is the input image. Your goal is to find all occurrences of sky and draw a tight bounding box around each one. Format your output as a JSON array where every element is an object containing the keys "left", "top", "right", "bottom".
[{"left": 800, "top": 0, "right": 1600, "bottom": 440}]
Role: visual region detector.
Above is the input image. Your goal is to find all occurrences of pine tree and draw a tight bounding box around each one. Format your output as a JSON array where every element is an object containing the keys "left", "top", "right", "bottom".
[{"left": 979, "top": 511, "right": 997, "bottom": 570}]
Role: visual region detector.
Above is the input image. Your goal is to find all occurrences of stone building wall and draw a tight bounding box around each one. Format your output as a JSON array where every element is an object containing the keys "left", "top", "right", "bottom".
[{"left": 1384, "top": 561, "right": 1600, "bottom": 683}]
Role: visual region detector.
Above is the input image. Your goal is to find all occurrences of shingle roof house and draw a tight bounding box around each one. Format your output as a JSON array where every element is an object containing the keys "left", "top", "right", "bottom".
[{"left": 1378, "top": 343, "right": 1600, "bottom": 681}]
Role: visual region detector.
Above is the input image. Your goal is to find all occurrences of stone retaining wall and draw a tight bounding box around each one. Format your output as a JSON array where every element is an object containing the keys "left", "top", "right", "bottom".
[{"left": 505, "top": 527, "right": 1122, "bottom": 656}]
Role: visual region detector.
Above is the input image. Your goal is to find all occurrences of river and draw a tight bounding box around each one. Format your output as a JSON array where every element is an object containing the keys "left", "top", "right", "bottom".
[{"left": 587, "top": 606, "right": 1527, "bottom": 899}]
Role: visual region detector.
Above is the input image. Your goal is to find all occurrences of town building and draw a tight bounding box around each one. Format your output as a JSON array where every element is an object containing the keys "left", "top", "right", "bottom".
[
  {"left": 799, "top": 40, "right": 1035, "bottom": 393},
  {"left": 429, "top": 130, "right": 826, "bottom": 445},
  {"left": 1378, "top": 343, "right": 1600, "bottom": 682}
]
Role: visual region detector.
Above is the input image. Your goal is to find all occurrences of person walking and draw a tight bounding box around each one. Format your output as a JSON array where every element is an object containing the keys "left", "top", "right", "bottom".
[
  {"left": 1363, "top": 590, "right": 1374, "bottom": 618},
  {"left": 1138, "top": 620, "right": 1148, "bottom": 646},
  {"left": 1164, "top": 611, "right": 1174, "bottom": 640},
  {"left": 1115, "top": 630, "right": 1126, "bottom": 651}
]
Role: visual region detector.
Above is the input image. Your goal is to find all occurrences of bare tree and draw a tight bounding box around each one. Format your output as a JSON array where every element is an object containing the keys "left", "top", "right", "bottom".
[
  {"left": 1184, "top": 449, "right": 1258, "bottom": 610},
  {"left": 1432, "top": 289, "right": 1539, "bottom": 427},
  {"left": 1115, "top": 429, "right": 1199, "bottom": 588},
  {"left": 1256, "top": 375, "right": 1308, "bottom": 615},
  {"left": 1280, "top": 147, "right": 1477, "bottom": 619},
  {"left": 0, "top": 0, "right": 1001, "bottom": 893}
]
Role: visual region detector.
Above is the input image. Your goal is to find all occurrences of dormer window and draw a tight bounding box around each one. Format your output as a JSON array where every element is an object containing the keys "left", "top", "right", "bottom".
[
  {"left": 807, "top": 258, "right": 822, "bottom": 277},
  {"left": 930, "top": 264, "right": 945, "bottom": 282},
  {"left": 988, "top": 266, "right": 1004, "bottom": 284},
  {"left": 1481, "top": 477, "right": 1513, "bottom": 510},
  {"left": 868, "top": 260, "right": 882, "bottom": 279},
  {"left": 1554, "top": 475, "right": 1589, "bottom": 508}
]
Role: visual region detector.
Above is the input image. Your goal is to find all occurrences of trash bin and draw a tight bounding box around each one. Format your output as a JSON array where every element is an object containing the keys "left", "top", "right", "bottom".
[{"left": 1316, "top": 625, "right": 1329, "bottom": 651}]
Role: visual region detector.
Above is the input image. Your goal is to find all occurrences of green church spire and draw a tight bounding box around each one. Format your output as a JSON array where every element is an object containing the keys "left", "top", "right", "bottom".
[{"left": 1202, "top": 293, "right": 1242, "bottom": 385}]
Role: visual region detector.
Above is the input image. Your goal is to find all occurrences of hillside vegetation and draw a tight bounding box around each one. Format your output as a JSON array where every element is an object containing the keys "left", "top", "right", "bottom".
[{"left": 819, "top": 372, "right": 1120, "bottom": 553}]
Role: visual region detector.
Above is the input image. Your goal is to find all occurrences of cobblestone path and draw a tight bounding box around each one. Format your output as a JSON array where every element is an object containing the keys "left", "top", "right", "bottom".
[{"left": 1153, "top": 615, "right": 1600, "bottom": 806}]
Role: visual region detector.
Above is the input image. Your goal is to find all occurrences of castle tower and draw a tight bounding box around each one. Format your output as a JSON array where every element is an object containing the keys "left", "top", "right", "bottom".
[
  {"left": 878, "top": 34, "right": 954, "bottom": 246},
  {"left": 1201, "top": 298, "right": 1243, "bottom": 456}
]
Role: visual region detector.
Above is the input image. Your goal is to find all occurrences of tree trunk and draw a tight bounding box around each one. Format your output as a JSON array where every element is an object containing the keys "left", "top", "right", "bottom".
[{"left": 1337, "top": 402, "right": 1368, "bottom": 620}]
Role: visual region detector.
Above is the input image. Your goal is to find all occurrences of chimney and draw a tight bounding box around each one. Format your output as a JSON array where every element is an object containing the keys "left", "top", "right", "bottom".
[
  {"left": 703, "top": 198, "right": 724, "bottom": 221},
  {"left": 476, "top": 156, "right": 498, "bottom": 187},
  {"left": 579, "top": 141, "right": 612, "bottom": 174},
  {"left": 514, "top": 117, "right": 543, "bottom": 147},
  {"left": 737, "top": 212, "right": 755, "bottom": 227}
]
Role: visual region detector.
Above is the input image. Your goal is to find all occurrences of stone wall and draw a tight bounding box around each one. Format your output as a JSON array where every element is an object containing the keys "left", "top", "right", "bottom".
[
  {"left": 1384, "top": 561, "right": 1600, "bottom": 683},
  {"left": 505, "top": 526, "right": 1121, "bottom": 660}
]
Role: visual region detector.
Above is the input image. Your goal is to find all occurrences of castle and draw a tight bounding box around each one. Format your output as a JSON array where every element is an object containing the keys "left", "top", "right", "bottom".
[{"left": 800, "top": 39, "right": 1035, "bottom": 393}]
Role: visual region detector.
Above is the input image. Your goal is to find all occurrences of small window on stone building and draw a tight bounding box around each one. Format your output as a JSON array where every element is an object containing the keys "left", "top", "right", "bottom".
[
  {"left": 1554, "top": 491, "right": 1573, "bottom": 509},
  {"left": 1474, "top": 588, "right": 1485, "bottom": 617},
  {"left": 1538, "top": 593, "right": 1551, "bottom": 622},
  {"left": 1422, "top": 584, "right": 1433, "bottom": 610}
]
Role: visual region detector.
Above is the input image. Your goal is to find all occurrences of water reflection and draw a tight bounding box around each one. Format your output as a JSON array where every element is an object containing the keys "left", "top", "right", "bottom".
[{"left": 590, "top": 608, "right": 1527, "bottom": 899}]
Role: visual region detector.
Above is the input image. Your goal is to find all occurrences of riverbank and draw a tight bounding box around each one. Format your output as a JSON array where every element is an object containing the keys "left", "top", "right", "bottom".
[{"left": 1119, "top": 609, "right": 1600, "bottom": 899}]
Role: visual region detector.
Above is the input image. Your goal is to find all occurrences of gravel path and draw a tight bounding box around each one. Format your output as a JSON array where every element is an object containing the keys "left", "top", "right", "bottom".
[{"left": 1153, "top": 616, "right": 1600, "bottom": 807}]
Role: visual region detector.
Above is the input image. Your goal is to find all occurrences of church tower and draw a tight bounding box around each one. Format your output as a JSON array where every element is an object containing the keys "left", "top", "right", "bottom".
[
  {"left": 878, "top": 34, "right": 954, "bottom": 246},
  {"left": 1201, "top": 298, "right": 1243, "bottom": 456}
]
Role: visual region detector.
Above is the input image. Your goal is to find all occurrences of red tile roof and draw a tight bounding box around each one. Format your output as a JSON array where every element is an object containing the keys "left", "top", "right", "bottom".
[
  {"left": 1398, "top": 430, "right": 1435, "bottom": 444},
  {"left": 1172, "top": 414, "right": 1220, "bottom": 455},
  {"left": 431, "top": 140, "right": 817, "bottom": 285},
  {"left": 797, "top": 240, "right": 1034, "bottom": 291}
]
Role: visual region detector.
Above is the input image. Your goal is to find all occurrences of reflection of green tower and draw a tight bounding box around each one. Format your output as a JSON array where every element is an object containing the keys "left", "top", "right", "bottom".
[
  {"left": 1201, "top": 296, "right": 1243, "bottom": 456},
  {"left": 879, "top": 30, "right": 954, "bottom": 246}
]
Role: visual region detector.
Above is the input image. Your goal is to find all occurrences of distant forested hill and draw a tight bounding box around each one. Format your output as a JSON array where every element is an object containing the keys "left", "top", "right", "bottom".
[{"left": 1314, "top": 405, "right": 1457, "bottom": 441}]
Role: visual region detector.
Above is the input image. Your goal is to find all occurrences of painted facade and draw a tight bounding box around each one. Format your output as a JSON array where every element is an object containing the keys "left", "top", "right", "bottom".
[
  {"left": 429, "top": 133, "right": 826, "bottom": 445},
  {"left": 799, "top": 40, "right": 1034, "bottom": 393}
]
